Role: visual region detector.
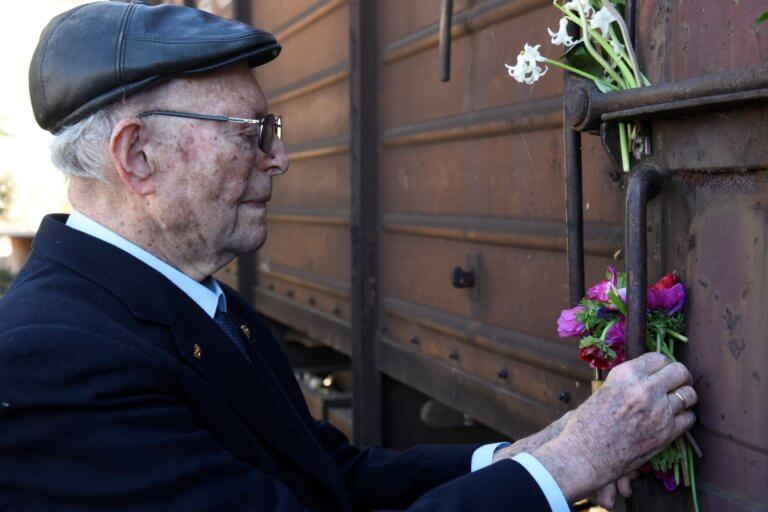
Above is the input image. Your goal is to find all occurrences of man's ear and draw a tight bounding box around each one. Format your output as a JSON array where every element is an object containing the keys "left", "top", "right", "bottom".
[{"left": 109, "top": 119, "right": 155, "bottom": 196}]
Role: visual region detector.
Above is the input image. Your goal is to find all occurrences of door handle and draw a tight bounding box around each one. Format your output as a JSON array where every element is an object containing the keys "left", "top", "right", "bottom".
[
  {"left": 625, "top": 166, "right": 663, "bottom": 359},
  {"left": 438, "top": 0, "right": 453, "bottom": 82}
]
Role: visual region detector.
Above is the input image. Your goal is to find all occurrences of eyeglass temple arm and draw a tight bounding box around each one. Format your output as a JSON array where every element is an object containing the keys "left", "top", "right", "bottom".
[{"left": 139, "top": 110, "right": 262, "bottom": 125}]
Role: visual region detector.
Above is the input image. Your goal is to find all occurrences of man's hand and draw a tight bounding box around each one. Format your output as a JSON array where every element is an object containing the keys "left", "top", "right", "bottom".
[
  {"left": 491, "top": 411, "right": 574, "bottom": 463},
  {"left": 529, "top": 353, "right": 697, "bottom": 502},
  {"left": 595, "top": 472, "right": 637, "bottom": 509}
]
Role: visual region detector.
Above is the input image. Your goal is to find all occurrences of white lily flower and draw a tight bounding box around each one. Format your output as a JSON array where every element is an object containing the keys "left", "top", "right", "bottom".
[
  {"left": 505, "top": 54, "right": 529, "bottom": 83},
  {"left": 548, "top": 17, "right": 577, "bottom": 47},
  {"left": 590, "top": 6, "right": 615, "bottom": 38},
  {"left": 563, "top": 0, "right": 594, "bottom": 18},
  {"left": 505, "top": 43, "right": 549, "bottom": 85}
]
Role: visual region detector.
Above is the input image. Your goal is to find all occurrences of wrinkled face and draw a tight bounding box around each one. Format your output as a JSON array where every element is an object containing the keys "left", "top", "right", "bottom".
[{"left": 143, "top": 64, "right": 288, "bottom": 259}]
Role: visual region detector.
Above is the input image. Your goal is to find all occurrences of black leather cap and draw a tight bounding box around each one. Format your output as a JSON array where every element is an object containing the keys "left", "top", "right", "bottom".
[{"left": 30, "top": 0, "right": 281, "bottom": 133}]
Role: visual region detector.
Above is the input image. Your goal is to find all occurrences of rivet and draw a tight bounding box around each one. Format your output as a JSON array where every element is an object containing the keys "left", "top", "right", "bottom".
[
  {"left": 497, "top": 369, "right": 508, "bottom": 380},
  {"left": 449, "top": 350, "right": 460, "bottom": 361},
  {"left": 558, "top": 392, "right": 570, "bottom": 404},
  {"left": 410, "top": 336, "right": 420, "bottom": 345},
  {"left": 286, "top": 289, "right": 294, "bottom": 298},
  {"left": 333, "top": 307, "right": 342, "bottom": 316},
  {"left": 308, "top": 297, "right": 316, "bottom": 306},
  {"left": 193, "top": 343, "right": 202, "bottom": 359},
  {"left": 240, "top": 324, "right": 251, "bottom": 339}
]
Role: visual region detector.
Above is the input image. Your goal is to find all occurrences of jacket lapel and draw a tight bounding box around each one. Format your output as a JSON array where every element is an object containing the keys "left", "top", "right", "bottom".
[
  {"left": 32, "top": 215, "right": 343, "bottom": 500},
  {"left": 169, "top": 306, "right": 341, "bottom": 490}
]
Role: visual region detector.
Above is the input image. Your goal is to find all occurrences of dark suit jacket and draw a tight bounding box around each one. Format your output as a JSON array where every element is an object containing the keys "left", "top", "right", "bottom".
[{"left": 0, "top": 215, "right": 549, "bottom": 511}]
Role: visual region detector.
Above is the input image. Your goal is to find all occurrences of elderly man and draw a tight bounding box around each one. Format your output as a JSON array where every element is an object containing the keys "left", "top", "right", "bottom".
[{"left": 0, "top": 1, "right": 697, "bottom": 511}]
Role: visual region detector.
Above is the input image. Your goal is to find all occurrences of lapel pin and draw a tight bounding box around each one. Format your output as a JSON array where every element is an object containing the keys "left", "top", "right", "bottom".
[
  {"left": 239, "top": 324, "right": 251, "bottom": 340},
  {"left": 193, "top": 343, "right": 203, "bottom": 359}
]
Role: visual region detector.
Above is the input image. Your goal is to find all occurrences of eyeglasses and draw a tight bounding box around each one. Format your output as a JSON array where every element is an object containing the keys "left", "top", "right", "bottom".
[{"left": 138, "top": 110, "right": 283, "bottom": 154}]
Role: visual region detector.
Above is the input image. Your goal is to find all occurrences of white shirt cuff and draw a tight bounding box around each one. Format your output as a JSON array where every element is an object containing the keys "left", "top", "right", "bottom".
[
  {"left": 470, "top": 442, "right": 509, "bottom": 472},
  {"left": 511, "top": 452, "right": 570, "bottom": 512}
]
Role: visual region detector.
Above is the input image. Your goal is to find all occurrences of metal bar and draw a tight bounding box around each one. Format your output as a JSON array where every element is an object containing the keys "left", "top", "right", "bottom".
[
  {"left": 602, "top": 87, "right": 768, "bottom": 123},
  {"left": 269, "top": 209, "right": 350, "bottom": 227},
  {"left": 381, "top": 213, "right": 622, "bottom": 256},
  {"left": 382, "top": 297, "right": 592, "bottom": 380},
  {"left": 287, "top": 135, "right": 349, "bottom": 161},
  {"left": 625, "top": 166, "right": 662, "bottom": 359},
  {"left": 383, "top": 0, "right": 548, "bottom": 65},
  {"left": 349, "top": 0, "right": 382, "bottom": 446},
  {"left": 266, "top": 61, "right": 349, "bottom": 106},
  {"left": 566, "top": 63, "right": 768, "bottom": 131},
  {"left": 261, "top": 262, "right": 351, "bottom": 300},
  {"left": 382, "top": 96, "right": 562, "bottom": 147},
  {"left": 272, "top": 0, "right": 346, "bottom": 41},
  {"left": 254, "top": 288, "right": 351, "bottom": 354},
  {"left": 377, "top": 337, "right": 560, "bottom": 440},
  {"left": 438, "top": 0, "right": 453, "bottom": 82},
  {"left": 565, "top": 123, "right": 585, "bottom": 306}
]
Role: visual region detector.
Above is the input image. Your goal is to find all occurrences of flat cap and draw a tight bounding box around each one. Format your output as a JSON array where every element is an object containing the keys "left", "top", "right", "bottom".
[{"left": 30, "top": 0, "right": 281, "bottom": 133}]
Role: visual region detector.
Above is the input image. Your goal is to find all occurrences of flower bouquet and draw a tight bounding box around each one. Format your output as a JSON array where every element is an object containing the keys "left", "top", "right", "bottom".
[
  {"left": 557, "top": 268, "right": 701, "bottom": 511},
  {"left": 505, "top": 0, "right": 650, "bottom": 172}
]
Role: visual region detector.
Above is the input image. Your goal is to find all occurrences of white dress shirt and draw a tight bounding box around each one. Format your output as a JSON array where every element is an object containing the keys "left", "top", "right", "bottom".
[{"left": 65, "top": 210, "right": 568, "bottom": 512}]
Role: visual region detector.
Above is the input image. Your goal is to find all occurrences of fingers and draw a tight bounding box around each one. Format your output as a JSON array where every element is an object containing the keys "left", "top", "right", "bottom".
[
  {"left": 624, "top": 352, "right": 670, "bottom": 377},
  {"left": 617, "top": 475, "right": 633, "bottom": 498},
  {"left": 672, "top": 410, "right": 697, "bottom": 439},
  {"left": 649, "top": 361, "right": 693, "bottom": 392},
  {"left": 596, "top": 482, "right": 617, "bottom": 510},
  {"left": 667, "top": 385, "right": 698, "bottom": 415}
]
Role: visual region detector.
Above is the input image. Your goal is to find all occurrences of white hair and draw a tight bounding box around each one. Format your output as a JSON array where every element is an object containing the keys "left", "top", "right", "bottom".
[
  {"left": 49, "top": 81, "right": 175, "bottom": 181},
  {"left": 50, "top": 107, "right": 116, "bottom": 181}
]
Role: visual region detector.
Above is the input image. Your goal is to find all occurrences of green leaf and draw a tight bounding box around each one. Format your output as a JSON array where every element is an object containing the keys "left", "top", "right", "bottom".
[
  {"left": 606, "top": 288, "right": 627, "bottom": 315},
  {"left": 563, "top": 43, "right": 604, "bottom": 79},
  {"left": 593, "top": 77, "right": 614, "bottom": 93},
  {"left": 756, "top": 11, "right": 768, "bottom": 25}
]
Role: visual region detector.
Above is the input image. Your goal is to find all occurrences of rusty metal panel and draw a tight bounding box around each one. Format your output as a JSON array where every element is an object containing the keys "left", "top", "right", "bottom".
[
  {"left": 625, "top": 2, "right": 768, "bottom": 510},
  {"left": 375, "top": 0, "right": 624, "bottom": 437},
  {"left": 242, "top": 0, "right": 353, "bottom": 355}
]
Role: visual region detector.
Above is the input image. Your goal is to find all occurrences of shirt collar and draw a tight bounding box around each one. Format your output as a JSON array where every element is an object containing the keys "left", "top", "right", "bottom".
[{"left": 65, "top": 210, "right": 226, "bottom": 318}]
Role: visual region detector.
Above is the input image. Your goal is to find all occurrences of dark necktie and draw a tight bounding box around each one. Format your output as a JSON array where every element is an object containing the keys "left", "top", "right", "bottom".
[{"left": 213, "top": 309, "right": 252, "bottom": 363}]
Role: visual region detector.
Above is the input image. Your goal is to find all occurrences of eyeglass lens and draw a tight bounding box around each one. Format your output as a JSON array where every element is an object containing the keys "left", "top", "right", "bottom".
[{"left": 259, "top": 114, "right": 282, "bottom": 154}]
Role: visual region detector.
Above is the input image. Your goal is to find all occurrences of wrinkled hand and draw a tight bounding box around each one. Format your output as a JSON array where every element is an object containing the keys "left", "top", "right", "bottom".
[
  {"left": 531, "top": 352, "right": 697, "bottom": 502},
  {"left": 595, "top": 472, "right": 637, "bottom": 509}
]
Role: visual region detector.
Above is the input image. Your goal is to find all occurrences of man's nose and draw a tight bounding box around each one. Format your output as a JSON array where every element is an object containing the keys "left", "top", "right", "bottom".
[{"left": 265, "top": 138, "right": 289, "bottom": 176}]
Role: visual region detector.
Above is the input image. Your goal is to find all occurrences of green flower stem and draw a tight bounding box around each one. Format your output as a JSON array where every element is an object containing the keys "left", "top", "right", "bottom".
[
  {"left": 572, "top": 1, "right": 626, "bottom": 87},
  {"left": 619, "top": 122, "right": 630, "bottom": 172},
  {"left": 606, "top": 25, "right": 651, "bottom": 86},
  {"left": 543, "top": 58, "right": 619, "bottom": 90},
  {"left": 688, "top": 443, "right": 700, "bottom": 512},
  {"left": 658, "top": 337, "right": 677, "bottom": 362},
  {"left": 678, "top": 438, "right": 690, "bottom": 487},
  {"left": 674, "top": 462, "right": 680, "bottom": 486},
  {"left": 553, "top": 4, "right": 634, "bottom": 88},
  {"left": 600, "top": 318, "right": 618, "bottom": 340},
  {"left": 608, "top": 25, "right": 634, "bottom": 68},
  {"left": 667, "top": 330, "right": 689, "bottom": 342},
  {"left": 596, "top": 30, "right": 637, "bottom": 88}
]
